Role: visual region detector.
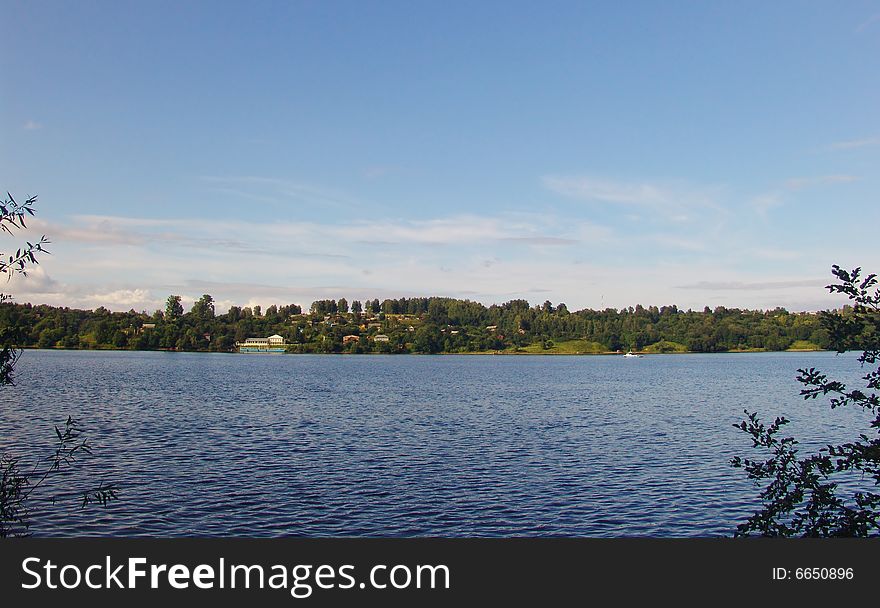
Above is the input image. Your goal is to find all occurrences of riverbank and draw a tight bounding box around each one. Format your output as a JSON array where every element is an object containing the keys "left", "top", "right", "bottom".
[
  {"left": 20, "top": 345, "right": 828, "bottom": 356},
  {"left": 3, "top": 300, "right": 832, "bottom": 358}
]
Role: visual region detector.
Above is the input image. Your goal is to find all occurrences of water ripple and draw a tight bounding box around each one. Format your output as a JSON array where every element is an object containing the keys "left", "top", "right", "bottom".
[{"left": 0, "top": 350, "right": 871, "bottom": 537}]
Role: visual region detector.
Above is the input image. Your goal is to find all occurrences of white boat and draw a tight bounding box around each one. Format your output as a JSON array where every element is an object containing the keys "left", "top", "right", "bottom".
[{"left": 623, "top": 351, "right": 642, "bottom": 358}]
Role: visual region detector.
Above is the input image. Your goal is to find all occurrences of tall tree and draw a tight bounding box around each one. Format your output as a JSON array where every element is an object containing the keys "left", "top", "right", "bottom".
[
  {"left": 191, "top": 294, "right": 215, "bottom": 320},
  {"left": 165, "top": 295, "right": 184, "bottom": 320}
]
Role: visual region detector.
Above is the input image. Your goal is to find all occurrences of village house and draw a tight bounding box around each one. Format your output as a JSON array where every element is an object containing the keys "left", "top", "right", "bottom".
[{"left": 236, "top": 334, "right": 286, "bottom": 352}]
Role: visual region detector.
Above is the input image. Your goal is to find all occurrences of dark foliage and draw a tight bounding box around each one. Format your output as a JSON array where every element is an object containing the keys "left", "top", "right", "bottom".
[
  {"left": 732, "top": 266, "right": 880, "bottom": 536},
  {"left": 1, "top": 193, "right": 116, "bottom": 537},
  {"left": 1, "top": 417, "right": 118, "bottom": 537},
  {"left": 1, "top": 193, "right": 49, "bottom": 386},
  {"left": 1, "top": 296, "right": 832, "bottom": 355}
]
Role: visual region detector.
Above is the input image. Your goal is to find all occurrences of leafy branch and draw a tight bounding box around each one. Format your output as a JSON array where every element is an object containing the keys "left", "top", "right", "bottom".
[
  {"left": 0, "top": 192, "right": 50, "bottom": 279},
  {"left": 1, "top": 416, "right": 119, "bottom": 537},
  {"left": 732, "top": 265, "right": 880, "bottom": 536},
  {"left": 0, "top": 192, "right": 116, "bottom": 537}
]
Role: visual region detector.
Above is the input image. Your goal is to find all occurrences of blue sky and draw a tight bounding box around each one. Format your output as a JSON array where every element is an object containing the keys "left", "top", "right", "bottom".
[{"left": 2, "top": 1, "right": 879, "bottom": 313}]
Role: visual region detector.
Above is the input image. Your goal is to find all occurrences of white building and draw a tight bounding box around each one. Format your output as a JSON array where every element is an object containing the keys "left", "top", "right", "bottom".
[{"left": 236, "top": 334, "right": 286, "bottom": 352}]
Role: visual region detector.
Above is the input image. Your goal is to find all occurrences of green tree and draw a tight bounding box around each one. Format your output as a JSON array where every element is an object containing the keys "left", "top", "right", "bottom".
[
  {"left": 165, "top": 295, "right": 183, "bottom": 320},
  {"left": 338, "top": 298, "right": 349, "bottom": 314},
  {"left": 732, "top": 266, "right": 880, "bottom": 536},
  {"left": 264, "top": 304, "right": 278, "bottom": 321},
  {"left": 191, "top": 294, "right": 215, "bottom": 320},
  {"left": 413, "top": 324, "right": 442, "bottom": 354}
]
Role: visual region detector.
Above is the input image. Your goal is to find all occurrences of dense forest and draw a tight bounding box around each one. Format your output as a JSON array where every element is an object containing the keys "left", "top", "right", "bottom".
[{"left": 0, "top": 294, "right": 839, "bottom": 355}]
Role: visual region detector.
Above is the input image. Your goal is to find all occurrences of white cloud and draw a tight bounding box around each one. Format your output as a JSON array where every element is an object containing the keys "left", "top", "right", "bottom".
[
  {"left": 199, "top": 175, "right": 363, "bottom": 210},
  {"left": 856, "top": 13, "right": 880, "bottom": 33},
  {"left": 6, "top": 212, "right": 616, "bottom": 311},
  {"left": 541, "top": 175, "right": 727, "bottom": 232},
  {"left": 749, "top": 192, "right": 784, "bottom": 217},
  {"left": 650, "top": 235, "right": 705, "bottom": 252},
  {"left": 499, "top": 236, "right": 578, "bottom": 246},
  {"left": 82, "top": 288, "right": 155, "bottom": 308},
  {"left": 361, "top": 165, "right": 400, "bottom": 179},
  {"left": 676, "top": 279, "right": 824, "bottom": 291},
  {"left": 785, "top": 174, "right": 858, "bottom": 190},
  {"left": 750, "top": 248, "right": 802, "bottom": 262},
  {"left": 7, "top": 199, "right": 870, "bottom": 314},
  {"left": 55, "top": 213, "right": 600, "bottom": 251},
  {"left": 542, "top": 174, "right": 724, "bottom": 210},
  {"left": 3, "top": 266, "right": 58, "bottom": 294},
  {"left": 331, "top": 216, "right": 507, "bottom": 245},
  {"left": 6, "top": 271, "right": 164, "bottom": 312},
  {"left": 2, "top": 245, "right": 846, "bottom": 313},
  {"left": 22, "top": 120, "right": 42, "bottom": 130},
  {"left": 542, "top": 175, "right": 670, "bottom": 205},
  {"left": 829, "top": 137, "right": 880, "bottom": 150}
]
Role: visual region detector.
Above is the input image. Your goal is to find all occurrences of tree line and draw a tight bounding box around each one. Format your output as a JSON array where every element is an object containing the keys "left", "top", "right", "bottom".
[{"left": 0, "top": 293, "right": 846, "bottom": 355}]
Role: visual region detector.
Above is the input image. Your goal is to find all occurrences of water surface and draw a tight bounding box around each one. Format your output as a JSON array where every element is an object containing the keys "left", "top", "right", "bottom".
[{"left": 0, "top": 350, "right": 870, "bottom": 536}]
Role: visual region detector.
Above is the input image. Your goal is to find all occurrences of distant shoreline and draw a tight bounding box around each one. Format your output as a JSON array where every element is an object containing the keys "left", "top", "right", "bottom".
[
  {"left": 3, "top": 300, "right": 831, "bottom": 357},
  {"left": 20, "top": 346, "right": 829, "bottom": 356}
]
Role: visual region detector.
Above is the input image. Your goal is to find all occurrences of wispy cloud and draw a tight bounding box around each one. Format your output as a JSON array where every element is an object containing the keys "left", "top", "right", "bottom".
[
  {"left": 676, "top": 279, "right": 824, "bottom": 291},
  {"left": 58, "top": 213, "right": 598, "bottom": 250},
  {"left": 749, "top": 173, "right": 857, "bottom": 218},
  {"left": 828, "top": 136, "right": 880, "bottom": 150},
  {"left": 8, "top": 267, "right": 57, "bottom": 293},
  {"left": 856, "top": 13, "right": 880, "bottom": 33},
  {"left": 327, "top": 216, "right": 603, "bottom": 247},
  {"left": 542, "top": 175, "right": 670, "bottom": 205},
  {"left": 750, "top": 248, "right": 802, "bottom": 262},
  {"left": 22, "top": 120, "right": 43, "bottom": 130},
  {"left": 30, "top": 216, "right": 278, "bottom": 255},
  {"left": 7, "top": 203, "right": 859, "bottom": 314},
  {"left": 784, "top": 174, "right": 858, "bottom": 190},
  {"left": 205, "top": 186, "right": 280, "bottom": 205},
  {"left": 748, "top": 192, "right": 784, "bottom": 217},
  {"left": 361, "top": 165, "right": 400, "bottom": 180},
  {"left": 541, "top": 175, "right": 725, "bottom": 226},
  {"left": 6, "top": 210, "right": 620, "bottom": 311},
  {"left": 199, "top": 175, "right": 363, "bottom": 210},
  {"left": 650, "top": 235, "right": 706, "bottom": 252},
  {"left": 83, "top": 288, "right": 154, "bottom": 308},
  {"left": 6, "top": 268, "right": 162, "bottom": 311},
  {"left": 499, "top": 236, "right": 578, "bottom": 246}
]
